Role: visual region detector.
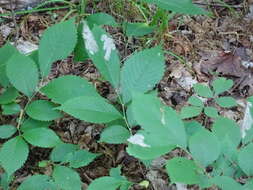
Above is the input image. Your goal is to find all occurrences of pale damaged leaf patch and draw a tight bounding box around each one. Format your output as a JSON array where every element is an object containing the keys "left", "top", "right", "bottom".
[
  {"left": 82, "top": 21, "right": 98, "bottom": 55},
  {"left": 127, "top": 134, "right": 151, "bottom": 148},
  {"left": 160, "top": 108, "right": 166, "bottom": 125},
  {"left": 241, "top": 102, "right": 253, "bottom": 138},
  {"left": 101, "top": 34, "right": 116, "bottom": 61}
]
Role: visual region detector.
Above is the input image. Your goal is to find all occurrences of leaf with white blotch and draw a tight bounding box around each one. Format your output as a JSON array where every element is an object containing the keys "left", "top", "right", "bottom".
[
  {"left": 18, "top": 175, "right": 56, "bottom": 190},
  {"left": 41, "top": 75, "right": 99, "bottom": 104},
  {"left": 189, "top": 129, "right": 221, "bottom": 166},
  {"left": 127, "top": 93, "right": 186, "bottom": 160},
  {"left": 82, "top": 22, "right": 120, "bottom": 88},
  {"left": 26, "top": 100, "right": 63, "bottom": 121},
  {"left": 212, "top": 77, "right": 233, "bottom": 95},
  {"left": 0, "top": 87, "right": 19, "bottom": 104},
  {"left": 100, "top": 125, "right": 130, "bottom": 144},
  {"left": 87, "top": 13, "right": 118, "bottom": 27},
  {"left": 241, "top": 101, "right": 253, "bottom": 141},
  {"left": 6, "top": 52, "right": 39, "bottom": 97},
  {"left": 39, "top": 19, "right": 77, "bottom": 77},
  {"left": 0, "top": 136, "right": 29, "bottom": 176},
  {"left": 23, "top": 128, "right": 61, "bottom": 148},
  {"left": 53, "top": 166, "right": 82, "bottom": 190},
  {"left": 0, "top": 43, "right": 18, "bottom": 87},
  {"left": 166, "top": 157, "right": 202, "bottom": 185},
  {"left": 0, "top": 125, "right": 17, "bottom": 139},
  {"left": 58, "top": 96, "right": 122, "bottom": 123},
  {"left": 141, "top": 0, "right": 208, "bottom": 15},
  {"left": 121, "top": 47, "right": 165, "bottom": 103},
  {"left": 238, "top": 143, "right": 253, "bottom": 176}
]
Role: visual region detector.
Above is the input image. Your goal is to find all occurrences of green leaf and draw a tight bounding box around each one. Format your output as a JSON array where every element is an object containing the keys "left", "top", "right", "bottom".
[
  {"left": 39, "top": 19, "right": 77, "bottom": 77},
  {"left": 87, "top": 177, "right": 122, "bottom": 190},
  {"left": 82, "top": 22, "right": 120, "bottom": 88},
  {"left": 2, "top": 103, "right": 21, "bottom": 115},
  {"left": 0, "top": 43, "right": 18, "bottom": 87},
  {"left": 215, "top": 97, "right": 237, "bottom": 108},
  {"left": 121, "top": 47, "right": 165, "bottom": 103},
  {"left": 6, "top": 52, "right": 39, "bottom": 97},
  {"left": 212, "top": 77, "right": 233, "bottom": 95},
  {"left": 41, "top": 75, "right": 99, "bottom": 104},
  {"left": 53, "top": 166, "right": 82, "bottom": 190},
  {"left": 20, "top": 118, "right": 52, "bottom": 133},
  {"left": 141, "top": 0, "right": 208, "bottom": 15},
  {"left": 204, "top": 106, "right": 219, "bottom": 118},
  {"left": 18, "top": 175, "right": 56, "bottom": 190},
  {"left": 193, "top": 83, "right": 213, "bottom": 98},
  {"left": 58, "top": 96, "right": 122, "bottom": 123},
  {"left": 211, "top": 176, "right": 244, "bottom": 190},
  {"left": 65, "top": 149, "right": 99, "bottom": 168},
  {"left": 0, "top": 87, "right": 19, "bottom": 104},
  {"left": 184, "top": 121, "right": 204, "bottom": 139},
  {"left": 189, "top": 129, "right": 221, "bottom": 166},
  {"left": 23, "top": 128, "right": 61, "bottom": 148},
  {"left": 238, "top": 143, "right": 253, "bottom": 176},
  {"left": 50, "top": 143, "right": 78, "bottom": 162},
  {"left": 188, "top": 96, "right": 204, "bottom": 107},
  {"left": 126, "top": 104, "right": 138, "bottom": 127},
  {"left": 26, "top": 100, "right": 63, "bottom": 121},
  {"left": 0, "top": 125, "right": 17, "bottom": 139},
  {"left": 180, "top": 106, "right": 202, "bottom": 119},
  {"left": 0, "top": 136, "right": 29, "bottom": 176},
  {"left": 123, "top": 22, "right": 155, "bottom": 37},
  {"left": 73, "top": 22, "right": 89, "bottom": 62},
  {"left": 166, "top": 157, "right": 202, "bottom": 184},
  {"left": 87, "top": 13, "right": 118, "bottom": 27},
  {"left": 100, "top": 125, "right": 130, "bottom": 144},
  {"left": 212, "top": 117, "right": 241, "bottom": 149},
  {"left": 127, "top": 93, "right": 186, "bottom": 159}
]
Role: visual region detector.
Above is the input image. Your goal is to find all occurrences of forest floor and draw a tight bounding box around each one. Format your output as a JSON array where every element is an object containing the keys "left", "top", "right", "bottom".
[{"left": 0, "top": 0, "right": 253, "bottom": 189}]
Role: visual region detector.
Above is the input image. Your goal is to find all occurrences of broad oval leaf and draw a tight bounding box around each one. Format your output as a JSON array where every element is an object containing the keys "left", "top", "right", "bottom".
[
  {"left": 238, "top": 143, "right": 253, "bottom": 176},
  {"left": 18, "top": 175, "right": 56, "bottom": 190},
  {"left": 50, "top": 143, "right": 78, "bottom": 162},
  {"left": 212, "top": 117, "right": 241, "bottom": 148},
  {"left": 0, "top": 43, "right": 18, "bottom": 87},
  {"left": 215, "top": 97, "right": 237, "bottom": 108},
  {"left": 121, "top": 47, "right": 165, "bottom": 103},
  {"left": 40, "top": 75, "right": 99, "bottom": 104},
  {"left": 189, "top": 129, "right": 221, "bottom": 166},
  {"left": 87, "top": 177, "right": 122, "bottom": 190},
  {"left": 53, "top": 166, "right": 82, "bottom": 190},
  {"left": 204, "top": 107, "right": 219, "bottom": 118},
  {"left": 211, "top": 176, "right": 244, "bottom": 190},
  {"left": 39, "top": 19, "right": 77, "bottom": 77},
  {"left": 180, "top": 106, "right": 202, "bottom": 119},
  {"left": 212, "top": 77, "right": 233, "bottom": 95},
  {"left": 20, "top": 118, "right": 52, "bottom": 133},
  {"left": 2, "top": 103, "right": 21, "bottom": 115},
  {"left": 188, "top": 96, "right": 204, "bottom": 107},
  {"left": 6, "top": 52, "right": 39, "bottom": 97},
  {"left": 23, "top": 128, "right": 61, "bottom": 148},
  {"left": 193, "top": 83, "right": 213, "bottom": 98},
  {"left": 0, "top": 136, "right": 29, "bottom": 176},
  {"left": 0, "top": 125, "right": 17, "bottom": 139},
  {"left": 87, "top": 13, "right": 118, "bottom": 27},
  {"left": 100, "top": 125, "right": 130, "bottom": 144},
  {"left": 141, "top": 0, "right": 208, "bottom": 15},
  {"left": 166, "top": 157, "right": 202, "bottom": 185},
  {"left": 58, "top": 96, "right": 122, "bottom": 123},
  {"left": 26, "top": 100, "right": 63, "bottom": 121},
  {"left": 123, "top": 22, "right": 155, "bottom": 37},
  {"left": 0, "top": 87, "right": 19, "bottom": 104}
]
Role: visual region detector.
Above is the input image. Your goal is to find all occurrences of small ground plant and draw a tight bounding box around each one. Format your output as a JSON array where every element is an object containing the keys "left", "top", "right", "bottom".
[{"left": 0, "top": 1, "right": 253, "bottom": 190}]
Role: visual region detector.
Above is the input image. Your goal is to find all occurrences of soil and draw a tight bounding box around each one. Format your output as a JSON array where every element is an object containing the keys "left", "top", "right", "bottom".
[{"left": 0, "top": 0, "right": 253, "bottom": 190}]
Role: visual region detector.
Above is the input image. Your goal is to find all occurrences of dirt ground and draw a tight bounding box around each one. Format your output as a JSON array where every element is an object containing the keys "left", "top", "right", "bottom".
[{"left": 0, "top": 0, "right": 253, "bottom": 190}]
